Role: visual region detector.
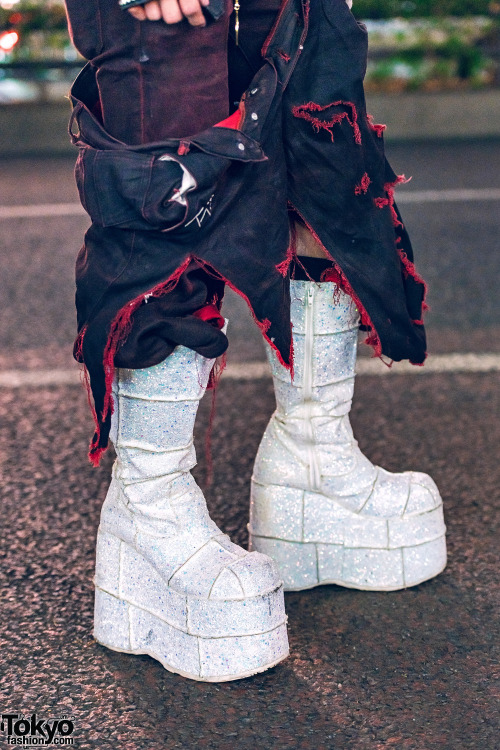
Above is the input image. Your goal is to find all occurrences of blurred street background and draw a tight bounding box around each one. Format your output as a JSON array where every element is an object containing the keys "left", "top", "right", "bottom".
[{"left": 0, "top": 2, "right": 499, "bottom": 749}]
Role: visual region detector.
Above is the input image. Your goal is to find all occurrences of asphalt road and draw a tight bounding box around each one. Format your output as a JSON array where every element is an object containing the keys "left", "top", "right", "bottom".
[{"left": 0, "top": 140, "right": 499, "bottom": 749}]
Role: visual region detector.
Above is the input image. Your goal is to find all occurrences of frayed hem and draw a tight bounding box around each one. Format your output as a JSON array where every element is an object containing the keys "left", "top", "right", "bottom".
[
  {"left": 84, "top": 255, "right": 294, "bottom": 465},
  {"left": 292, "top": 100, "right": 362, "bottom": 145},
  {"left": 289, "top": 203, "right": 383, "bottom": 360}
]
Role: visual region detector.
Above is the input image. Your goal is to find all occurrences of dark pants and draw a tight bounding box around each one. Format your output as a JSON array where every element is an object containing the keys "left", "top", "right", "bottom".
[
  {"left": 65, "top": 0, "right": 283, "bottom": 369},
  {"left": 65, "top": 0, "right": 282, "bottom": 144},
  {"left": 66, "top": 0, "right": 428, "bottom": 465}
]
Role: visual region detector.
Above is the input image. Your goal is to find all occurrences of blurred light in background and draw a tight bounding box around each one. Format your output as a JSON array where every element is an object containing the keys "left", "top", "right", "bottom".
[{"left": 0, "top": 30, "right": 18, "bottom": 52}]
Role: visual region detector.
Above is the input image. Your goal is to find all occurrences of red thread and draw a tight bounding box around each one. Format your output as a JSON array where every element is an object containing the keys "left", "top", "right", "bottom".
[
  {"left": 374, "top": 175, "right": 410, "bottom": 228},
  {"left": 262, "top": 0, "right": 292, "bottom": 57},
  {"left": 322, "top": 267, "right": 382, "bottom": 357},
  {"left": 355, "top": 172, "right": 371, "bottom": 195},
  {"left": 373, "top": 175, "right": 429, "bottom": 318},
  {"left": 276, "top": 240, "right": 296, "bottom": 277},
  {"left": 258, "top": 317, "right": 272, "bottom": 335},
  {"left": 88, "top": 251, "right": 295, "bottom": 465},
  {"left": 74, "top": 325, "right": 87, "bottom": 363},
  {"left": 376, "top": 175, "right": 427, "bottom": 294},
  {"left": 138, "top": 60, "right": 146, "bottom": 145},
  {"left": 88, "top": 256, "right": 193, "bottom": 465},
  {"left": 397, "top": 248, "right": 428, "bottom": 297},
  {"left": 195, "top": 263, "right": 295, "bottom": 382},
  {"left": 366, "top": 113, "right": 386, "bottom": 137},
  {"left": 292, "top": 101, "right": 362, "bottom": 145},
  {"left": 278, "top": 49, "right": 291, "bottom": 62},
  {"left": 74, "top": 326, "right": 105, "bottom": 467},
  {"left": 293, "top": 253, "right": 315, "bottom": 282},
  {"left": 290, "top": 204, "right": 382, "bottom": 358},
  {"left": 188, "top": 259, "right": 293, "bottom": 375}
]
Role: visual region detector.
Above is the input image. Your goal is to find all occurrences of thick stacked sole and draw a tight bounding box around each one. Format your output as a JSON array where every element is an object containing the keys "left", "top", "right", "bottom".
[
  {"left": 249, "top": 482, "right": 447, "bottom": 592},
  {"left": 93, "top": 530, "right": 289, "bottom": 682}
]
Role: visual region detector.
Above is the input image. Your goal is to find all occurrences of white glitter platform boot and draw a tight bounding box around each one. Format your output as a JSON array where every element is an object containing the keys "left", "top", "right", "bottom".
[
  {"left": 249, "top": 281, "right": 447, "bottom": 591},
  {"left": 93, "top": 343, "right": 289, "bottom": 681}
]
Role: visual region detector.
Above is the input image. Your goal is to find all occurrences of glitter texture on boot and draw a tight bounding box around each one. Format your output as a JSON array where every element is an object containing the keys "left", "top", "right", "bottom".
[
  {"left": 94, "top": 340, "right": 289, "bottom": 681},
  {"left": 249, "top": 281, "right": 446, "bottom": 591}
]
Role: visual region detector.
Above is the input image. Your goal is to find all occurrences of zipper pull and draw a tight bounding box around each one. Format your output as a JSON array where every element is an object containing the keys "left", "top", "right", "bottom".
[
  {"left": 234, "top": 0, "right": 240, "bottom": 46},
  {"left": 306, "top": 286, "right": 314, "bottom": 307}
]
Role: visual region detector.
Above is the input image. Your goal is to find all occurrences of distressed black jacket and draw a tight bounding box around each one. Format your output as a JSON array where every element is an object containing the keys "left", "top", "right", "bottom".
[{"left": 70, "top": 0, "right": 427, "bottom": 464}]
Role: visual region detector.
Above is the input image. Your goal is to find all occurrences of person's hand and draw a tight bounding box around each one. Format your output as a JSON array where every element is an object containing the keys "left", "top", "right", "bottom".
[{"left": 128, "top": 0, "right": 209, "bottom": 27}]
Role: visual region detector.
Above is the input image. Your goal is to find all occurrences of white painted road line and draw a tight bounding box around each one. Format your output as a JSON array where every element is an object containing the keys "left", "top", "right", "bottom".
[
  {"left": 0, "top": 353, "right": 499, "bottom": 388},
  {"left": 0, "top": 203, "right": 85, "bottom": 219},
  {"left": 1, "top": 189, "right": 500, "bottom": 220},
  {"left": 396, "top": 188, "right": 500, "bottom": 204}
]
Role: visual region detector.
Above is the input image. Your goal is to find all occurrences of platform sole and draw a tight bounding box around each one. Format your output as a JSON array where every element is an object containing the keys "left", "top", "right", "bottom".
[
  {"left": 94, "top": 530, "right": 289, "bottom": 681},
  {"left": 94, "top": 588, "right": 289, "bottom": 682},
  {"left": 249, "top": 483, "right": 447, "bottom": 591},
  {"left": 248, "top": 534, "right": 447, "bottom": 591}
]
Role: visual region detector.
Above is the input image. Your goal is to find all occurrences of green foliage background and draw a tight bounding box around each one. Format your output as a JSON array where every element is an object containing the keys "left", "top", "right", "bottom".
[
  {"left": 354, "top": 0, "right": 492, "bottom": 18},
  {"left": 0, "top": 0, "right": 495, "bottom": 29}
]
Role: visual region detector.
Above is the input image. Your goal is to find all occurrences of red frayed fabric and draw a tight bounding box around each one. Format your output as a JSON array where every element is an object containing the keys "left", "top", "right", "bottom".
[
  {"left": 374, "top": 174, "right": 409, "bottom": 228},
  {"left": 88, "top": 256, "right": 193, "bottom": 464},
  {"left": 398, "top": 247, "right": 429, "bottom": 297},
  {"left": 74, "top": 325, "right": 87, "bottom": 362},
  {"left": 355, "top": 172, "right": 371, "bottom": 195},
  {"left": 88, "top": 255, "right": 294, "bottom": 465},
  {"left": 74, "top": 325, "right": 105, "bottom": 468},
  {"left": 292, "top": 100, "right": 362, "bottom": 145},
  {"left": 366, "top": 113, "right": 386, "bottom": 137},
  {"left": 177, "top": 142, "right": 190, "bottom": 156},
  {"left": 374, "top": 175, "right": 429, "bottom": 304},
  {"left": 196, "top": 260, "right": 294, "bottom": 376},
  {"left": 289, "top": 204, "right": 383, "bottom": 358},
  {"left": 276, "top": 242, "right": 296, "bottom": 277},
  {"left": 322, "top": 266, "right": 382, "bottom": 357}
]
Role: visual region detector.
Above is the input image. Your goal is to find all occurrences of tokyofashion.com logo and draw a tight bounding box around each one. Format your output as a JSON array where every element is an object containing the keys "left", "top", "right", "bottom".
[{"left": 1, "top": 714, "right": 75, "bottom": 745}]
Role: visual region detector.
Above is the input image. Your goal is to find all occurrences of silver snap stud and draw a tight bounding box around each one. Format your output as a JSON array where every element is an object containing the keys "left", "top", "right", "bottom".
[
  {"left": 251, "top": 88, "right": 258, "bottom": 94},
  {"left": 251, "top": 112, "right": 258, "bottom": 121},
  {"left": 238, "top": 143, "right": 245, "bottom": 151}
]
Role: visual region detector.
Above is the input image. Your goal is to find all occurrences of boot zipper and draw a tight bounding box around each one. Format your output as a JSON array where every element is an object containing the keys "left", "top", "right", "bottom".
[
  {"left": 304, "top": 285, "right": 314, "bottom": 400},
  {"left": 303, "top": 285, "right": 321, "bottom": 491}
]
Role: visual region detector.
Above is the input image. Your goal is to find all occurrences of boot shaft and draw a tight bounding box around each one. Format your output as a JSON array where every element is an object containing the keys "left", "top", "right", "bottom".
[
  {"left": 103, "top": 344, "right": 219, "bottom": 539},
  {"left": 110, "top": 346, "right": 216, "bottom": 483},
  {"left": 266, "top": 280, "right": 360, "bottom": 423}
]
